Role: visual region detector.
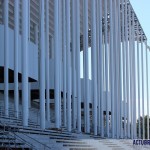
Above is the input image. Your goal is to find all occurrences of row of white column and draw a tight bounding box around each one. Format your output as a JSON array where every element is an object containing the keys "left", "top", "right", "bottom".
[{"left": 3, "top": 0, "right": 149, "bottom": 139}]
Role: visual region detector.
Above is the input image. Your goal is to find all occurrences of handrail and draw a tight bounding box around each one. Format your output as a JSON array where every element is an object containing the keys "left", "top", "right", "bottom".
[
  {"left": 0, "top": 122, "right": 36, "bottom": 150},
  {"left": 20, "top": 131, "right": 52, "bottom": 150}
]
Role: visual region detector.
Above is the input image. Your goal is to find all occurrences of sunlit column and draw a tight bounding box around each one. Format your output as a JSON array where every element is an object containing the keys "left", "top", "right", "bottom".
[
  {"left": 91, "top": 0, "right": 98, "bottom": 135},
  {"left": 118, "top": 0, "right": 123, "bottom": 139},
  {"left": 146, "top": 41, "right": 149, "bottom": 139},
  {"left": 72, "top": 0, "right": 76, "bottom": 129},
  {"left": 22, "top": 0, "right": 29, "bottom": 126},
  {"left": 39, "top": 0, "right": 45, "bottom": 129},
  {"left": 14, "top": 0, "right": 19, "bottom": 118},
  {"left": 99, "top": 0, "right": 104, "bottom": 137},
  {"left": 104, "top": 0, "right": 109, "bottom": 138},
  {"left": 125, "top": 0, "right": 130, "bottom": 138},
  {"left": 110, "top": 0, "right": 114, "bottom": 138},
  {"left": 83, "top": 0, "right": 90, "bottom": 133},
  {"left": 62, "top": 0, "right": 66, "bottom": 127},
  {"left": 46, "top": 0, "right": 50, "bottom": 122},
  {"left": 4, "top": 0, "right": 9, "bottom": 117},
  {"left": 141, "top": 37, "right": 145, "bottom": 139},
  {"left": 76, "top": 0, "right": 81, "bottom": 133},
  {"left": 132, "top": 13, "right": 137, "bottom": 139},
  {"left": 54, "top": 0, "right": 60, "bottom": 128},
  {"left": 66, "top": 0, "right": 71, "bottom": 132},
  {"left": 136, "top": 22, "right": 141, "bottom": 139}
]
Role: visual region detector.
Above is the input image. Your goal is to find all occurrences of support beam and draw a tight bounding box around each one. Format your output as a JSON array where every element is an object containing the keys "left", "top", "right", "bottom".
[
  {"left": 54, "top": 0, "right": 60, "bottom": 128},
  {"left": 83, "top": 0, "right": 90, "bottom": 133},
  {"left": 76, "top": 0, "right": 81, "bottom": 133},
  {"left": 14, "top": 0, "right": 19, "bottom": 118},
  {"left": 4, "top": 0, "right": 9, "bottom": 117},
  {"left": 66, "top": 0, "right": 71, "bottom": 132},
  {"left": 91, "top": 0, "right": 98, "bottom": 136},
  {"left": 22, "top": 0, "right": 29, "bottom": 127},
  {"left": 46, "top": 0, "right": 50, "bottom": 122}
]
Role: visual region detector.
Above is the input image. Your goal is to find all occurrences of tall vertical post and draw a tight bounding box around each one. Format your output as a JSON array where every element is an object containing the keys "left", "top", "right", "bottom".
[
  {"left": 146, "top": 41, "right": 149, "bottom": 139},
  {"left": 72, "top": 0, "right": 76, "bottom": 129},
  {"left": 54, "top": 0, "right": 60, "bottom": 128},
  {"left": 4, "top": 0, "right": 9, "bottom": 117},
  {"left": 125, "top": 0, "right": 130, "bottom": 138},
  {"left": 14, "top": 0, "right": 19, "bottom": 118},
  {"left": 141, "top": 37, "right": 145, "bottom": 139},
  {"left": 62, "top": 0, "right": 66, "bottom": 127},
  {"left": 40, "top": 0, "right": 45, "bottom": 129},
  {"left": 76, "top": 0, "right": 81, "bottom": 133},
  {"left": 110, "top": 0, "right": 114, "bottom": 138},
  {"left": 46, "top": 0, "right": 50, "bottom": 122},
  {"left": 99, "top": 0, "right": 104, "bottom": 137},
  {"left": 137, "top": 22, "right": 141, "bottom": 139},
  {"left": 91, "top": 0, "right": 98, "bottom": 135},
  {"left": 104, "top": 0, "right": 109, "bottom": 138},
  {"left": 83, "top": 0, "right": 90, "bottom": 133},
  {"left": 22, "top": 0, "right": 29, "bottom": 126},
  {"left": 66, "top": 0, "right": 71, "bottom": 132}
]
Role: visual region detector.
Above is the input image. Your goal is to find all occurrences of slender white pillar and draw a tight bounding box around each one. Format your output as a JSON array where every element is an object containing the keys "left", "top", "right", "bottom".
[
  {"left": 14, "top": 0, "right": 19, "bottom": 118},
  {"left": 83, "top": 0, "right": 90, "bottom": 133},
  {"left": 22, "top": 0, "right": 29, "bottom": 126},
  {"left": 137, "top": 23, "right": 141, "bottom": 139},
  {"left": 118, "top": 0, "right": 123, "bottom": 138},
  {"left": 54, "top": 0, "right": 60, "bottom": 128},
  {"left": 4, "top": 0, "right": 9, "bottom": 117},
  {"left": 46, "top": 0, "right": 50, "bottom": 122},
  {"left": 132, "top": 13, "right": 137, "bottom": 139},
  {"left": 104, "top": 0, "right": 109, "bottom": 138},
  {"left": 72, "top": 0, "right": 76, "bottom": 129},
  {"left": 76, "top": 0, "right": 81, "bottom": 133},
  {"left": 125, "top": 0, "right": 130, "bottom": 138},
  {"left": 99, "top": 0, "right": 104, "bottom": 137},
  {"left": 62, "top": 0, "right": 66, "bottom": 127},
  {"left": 141, "top": 38, "right": 145, "bottom": 139},
  {"left": 91, "top": 0, "right": 98, "bottom": 135},
  {"left": 66, "top": 0, "right": 71, "bottom": 132},
  {"left": 39, "top": 0, "right": 45, "bottom": 129},
  {"left": 110, "top": 0, "right": 115, "bottom": 138},
  {"left": 146, "top": 41, "right": 149, "bottom": 139}
]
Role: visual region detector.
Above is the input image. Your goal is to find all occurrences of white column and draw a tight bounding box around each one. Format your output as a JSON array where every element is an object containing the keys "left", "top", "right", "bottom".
[
  {"left": 22, "top": 0, "right": 29, "bottom": 126},
  {"left": 76, "top": 0, "right": 81, "bottom": 133},
  {"left": 146, "top": 41, "right": 149, "bottom": 139},
  {"left": 125, "top": 0, "right": 130, "bottom": 138},
  {"left": 132, "top": 13, "right": 136, "bottom": 139},
  {"left": 141, "top": 37, "right": 145, "bottom": 139},
  {"left": 14, "top": 0, "right": 19, "bottom": 118},
  {"left": 54, "top": 0, "right": 60, "bottom": 128},
  {"left": 46, "top": 0, "right": 50, "bottom": 122},
  {"left": 72, "top": 0, "right": 76, "bottom": 129},
  {"left": 40, "top": 0, "right": 45, "bottom": 129},
  {"left": 99, "top": 0, "right": 104, "bottom": 137},
  {"left": 136, "top": 22, "right": 141, "bottom": 139},
  {"left": 110, "top": 0, "right": 114, "bottom": 138},
  {"left": 118, "top": 0, "right": 123, "bottom": 139},
  {"left": 104, "top": 0, "right": 109, "bottom": 138},
  {"left": 66, "top": 0, "right": 71, "bottom": 132},
  {"left": 91, "top": 0, "right": 97, "bottom": 135},
  {"left": 83, "top": 0, "right": 90, "bottom": 133},
  {"left": 4, "top": 0, "right": 9, "bottom": 117},
  {"left": 62, "top": 0, "right": 66, "bottom": 127}
]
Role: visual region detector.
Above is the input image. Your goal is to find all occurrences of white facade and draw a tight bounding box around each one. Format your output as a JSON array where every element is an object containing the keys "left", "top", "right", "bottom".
[{"left": 0, "top": 0, "right": 149, "bottom": 139}]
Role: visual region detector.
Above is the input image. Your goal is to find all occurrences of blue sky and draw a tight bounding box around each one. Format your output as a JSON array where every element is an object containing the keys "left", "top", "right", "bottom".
[{"left": 130, "top": 0, "right": 150, "bottom": 46}]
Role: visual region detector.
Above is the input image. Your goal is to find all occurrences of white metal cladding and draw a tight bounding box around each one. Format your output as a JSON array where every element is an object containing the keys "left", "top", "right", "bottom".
[{"left": 0, "top": 0, "right": 149, "bottom": 140}]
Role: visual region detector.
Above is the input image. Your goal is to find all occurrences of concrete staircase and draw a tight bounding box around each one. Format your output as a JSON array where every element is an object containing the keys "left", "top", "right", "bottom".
[{"left": 0, "top": 94, "right": 150, "bottom": 150}]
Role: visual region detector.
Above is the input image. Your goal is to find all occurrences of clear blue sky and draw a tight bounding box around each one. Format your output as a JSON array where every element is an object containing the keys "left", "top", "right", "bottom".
[{"left": 130, "top": 0, "right": 150, "bottom": 46}]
